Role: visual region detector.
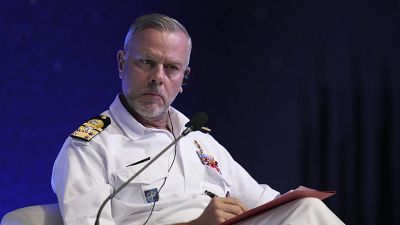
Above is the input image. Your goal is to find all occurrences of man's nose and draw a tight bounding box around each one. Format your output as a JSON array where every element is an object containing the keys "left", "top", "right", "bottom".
[{"left": 149, "top": 65, "right": 165, "bottom": 84}]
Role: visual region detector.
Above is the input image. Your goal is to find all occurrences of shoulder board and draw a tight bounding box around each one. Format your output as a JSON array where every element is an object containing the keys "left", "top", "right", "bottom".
[{"left": 70, "top": 115, "right": 111, "bottom": 142}]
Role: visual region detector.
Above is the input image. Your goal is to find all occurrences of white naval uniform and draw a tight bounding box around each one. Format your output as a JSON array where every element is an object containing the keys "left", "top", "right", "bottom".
[{"left": 51, "top": 96, "right": 280, "bottom": 225}]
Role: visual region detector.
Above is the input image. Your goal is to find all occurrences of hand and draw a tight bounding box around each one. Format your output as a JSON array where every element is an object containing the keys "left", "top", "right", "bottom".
[{"left": 190, "top": 196, "right": 248, "bottom": 225}]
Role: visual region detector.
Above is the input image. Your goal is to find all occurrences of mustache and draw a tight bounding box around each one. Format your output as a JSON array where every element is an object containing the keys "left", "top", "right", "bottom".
[
  {"left": 143, "top": 85, "right": 165, "bottom": 96},
  {"left": 145, "top": 84, "right": 162, "bottom": 92}
]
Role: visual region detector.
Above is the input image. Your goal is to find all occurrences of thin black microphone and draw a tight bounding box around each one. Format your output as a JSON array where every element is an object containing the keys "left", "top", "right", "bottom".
[
  {"left": 182, "top": 112, "right": 208, "bottom": 135},
  {"left": 94, "top": 112, "right": 208, "bottom": 225}
]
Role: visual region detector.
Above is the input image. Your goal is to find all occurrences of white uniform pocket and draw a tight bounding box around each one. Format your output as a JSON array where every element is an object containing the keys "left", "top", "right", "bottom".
[
  {"left": 201, "top": 166, "right": 231, "bottom": 198},
  {"left": 111, "top": 163, "right": 168, "bottom": 204}
]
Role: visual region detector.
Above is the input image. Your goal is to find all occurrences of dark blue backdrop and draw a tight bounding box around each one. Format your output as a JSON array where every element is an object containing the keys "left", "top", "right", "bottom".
[{"left": 1, "top": 1, "right": 399, "bottom": 224}]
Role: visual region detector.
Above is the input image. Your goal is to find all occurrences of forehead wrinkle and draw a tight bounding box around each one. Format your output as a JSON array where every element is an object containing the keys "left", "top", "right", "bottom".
[
  {"left": 125, "top": 30, "right": 191, "bottom": 67},
  {"left": 124, "top": 30, "right": 192, "bottom": 54},
  {"left": 133, "top": 43, "right": 187, "bottom": 64}
]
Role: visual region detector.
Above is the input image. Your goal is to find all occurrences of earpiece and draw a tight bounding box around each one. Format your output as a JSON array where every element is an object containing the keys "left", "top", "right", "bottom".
[{"left": 182, "top": 68, "right": 190, "bottom": 86}]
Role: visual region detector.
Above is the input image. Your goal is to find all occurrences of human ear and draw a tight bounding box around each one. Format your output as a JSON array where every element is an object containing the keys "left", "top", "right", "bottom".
[{"left": 117, "top": 50, "right": 126, "bottom": 76}]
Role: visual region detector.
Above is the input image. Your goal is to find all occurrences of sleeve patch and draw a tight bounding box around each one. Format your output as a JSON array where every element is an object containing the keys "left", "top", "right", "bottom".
[{"left": 70, "top": 115, "right": 111, "bottom": 141}]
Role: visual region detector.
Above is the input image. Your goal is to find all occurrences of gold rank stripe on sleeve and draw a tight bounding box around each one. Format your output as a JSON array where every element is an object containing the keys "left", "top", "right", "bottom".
[{"left": 70, "top": 115, "right": 111, "bottom": 141}]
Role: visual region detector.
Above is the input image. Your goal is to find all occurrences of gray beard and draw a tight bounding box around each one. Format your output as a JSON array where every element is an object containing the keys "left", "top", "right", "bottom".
[{"left": 129, "top": 97, "right": 168, "bottom": 119}]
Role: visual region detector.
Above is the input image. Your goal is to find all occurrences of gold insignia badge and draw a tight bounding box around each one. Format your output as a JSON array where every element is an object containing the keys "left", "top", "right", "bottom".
[{"left": 70, "top": 115, "right": 111, "bottom": 141}]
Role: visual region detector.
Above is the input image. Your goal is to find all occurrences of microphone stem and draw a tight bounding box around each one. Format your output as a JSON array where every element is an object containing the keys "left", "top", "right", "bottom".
[{"left": 95, "top": 127, "right": 191, "bottom": 225}]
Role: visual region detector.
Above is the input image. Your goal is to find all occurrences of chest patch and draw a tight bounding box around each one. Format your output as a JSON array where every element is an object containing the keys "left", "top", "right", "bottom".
[
  {"left": 194, "top": 140, "right": 221, "bottom": 174},
  {"left": 144, "top": 188, "right": 159, "bottom": 203}
]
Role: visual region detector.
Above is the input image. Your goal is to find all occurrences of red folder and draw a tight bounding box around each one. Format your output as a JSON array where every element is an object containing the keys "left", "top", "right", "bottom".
[{"left": 219, "top": 186, "right": 336, "bottom": 225}]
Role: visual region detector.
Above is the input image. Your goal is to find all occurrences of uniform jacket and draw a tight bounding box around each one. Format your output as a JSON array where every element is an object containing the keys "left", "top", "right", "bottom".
[{"left": 51, "top": 95, "right": 279, "bottom": 225}]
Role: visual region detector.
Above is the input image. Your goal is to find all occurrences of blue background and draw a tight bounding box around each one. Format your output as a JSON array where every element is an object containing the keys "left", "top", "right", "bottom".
[{"left": 1, "top": 0, "right": 399, "bottom": 224}]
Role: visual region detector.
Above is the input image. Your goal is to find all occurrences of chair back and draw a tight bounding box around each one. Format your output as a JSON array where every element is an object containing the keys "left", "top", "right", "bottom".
[{"left": 1, "top": 204, "right": 63, "bottom": 225}]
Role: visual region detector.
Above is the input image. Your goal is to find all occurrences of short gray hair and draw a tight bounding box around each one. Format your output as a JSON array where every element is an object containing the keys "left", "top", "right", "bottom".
[{"left": 123, "top": 13, "right": 192, "bottom": 52}]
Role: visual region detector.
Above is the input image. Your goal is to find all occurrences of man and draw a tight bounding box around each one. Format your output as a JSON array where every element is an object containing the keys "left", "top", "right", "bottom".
[{"left": 52, "top": 14, "right": 344, "bottom": 225}]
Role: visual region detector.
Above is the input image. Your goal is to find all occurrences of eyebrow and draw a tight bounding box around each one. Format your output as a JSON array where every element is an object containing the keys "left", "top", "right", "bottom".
[
  {"left": 133, "top": 52, "right": 152, "bottom": 59},
  {"left": 165, "top": 59, "right": 183, "bottom": 67},
  {"left": 134, "top": 53, "right": 185, "bottom": 68}
]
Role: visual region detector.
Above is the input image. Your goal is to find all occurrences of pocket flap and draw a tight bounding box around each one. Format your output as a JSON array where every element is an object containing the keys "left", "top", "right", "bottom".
[{"left": 113, "top": 163, "right": 168, "bottom": 186}]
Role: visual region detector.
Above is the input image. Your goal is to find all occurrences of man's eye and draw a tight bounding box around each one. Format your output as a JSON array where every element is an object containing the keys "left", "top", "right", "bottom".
[
  {"left": 140, "top": 59, "right": 152, "bottom": 65},
  {"left": 164, "top": 64, "right": 179, "bottom": 70}
]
